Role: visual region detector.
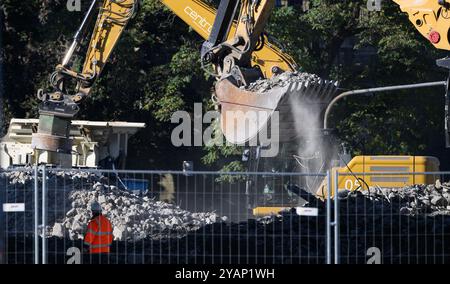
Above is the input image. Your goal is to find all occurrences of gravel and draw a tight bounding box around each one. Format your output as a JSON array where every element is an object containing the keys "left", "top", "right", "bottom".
[
  {"left": 243, "top": 71, "right": 323, "bottom": 93},
  {"left": 348, "top": 180, "right": 450, "bottom": 216}
]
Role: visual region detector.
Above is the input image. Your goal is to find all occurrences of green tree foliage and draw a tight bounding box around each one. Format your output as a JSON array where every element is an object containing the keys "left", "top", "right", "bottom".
[
  {"left": 269, "top": 0, "right": 448, "bottom": 161},
  {"left": 1, "top": 0, "right": 79, "bottom": 131},
  {"left": 1, "top": 0, "right": 214, "bottom": 169}
]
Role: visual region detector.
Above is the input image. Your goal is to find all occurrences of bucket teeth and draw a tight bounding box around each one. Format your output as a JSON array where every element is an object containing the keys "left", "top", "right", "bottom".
[{"left": 282, "top": 78, "right": 339, "bottom": 105}]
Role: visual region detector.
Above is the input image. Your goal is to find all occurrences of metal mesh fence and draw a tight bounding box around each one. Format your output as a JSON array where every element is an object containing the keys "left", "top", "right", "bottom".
[
  {"left": 335, "top": 172, "right": 450, "bottom": 264},
  {"left": 4, "top": 167, "right": 450, "bottom": 264},
  {"left": 1, "top": 167, "right": 329, "bottom": 264},
  {"left": 0, "top": 167, "right": 38, "bottom": 264}
]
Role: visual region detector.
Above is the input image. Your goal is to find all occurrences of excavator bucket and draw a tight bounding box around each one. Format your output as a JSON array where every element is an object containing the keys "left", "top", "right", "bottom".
[{"left": 215, "top": 72, "right": 339, "bottom": 145}]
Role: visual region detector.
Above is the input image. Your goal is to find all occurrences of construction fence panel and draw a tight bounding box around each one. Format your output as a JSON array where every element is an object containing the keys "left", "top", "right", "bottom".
[
  {"left": 5, "top": 167, "right": 450, "bottom": 264},
  {"left": 0, "top": 167, "right": 38, "bottom": 264},
  {"left": 40, "top": 169, "right": 329, "bottom": 264},
  {"left": 335, "top": 171, "right": 450, "bottom": 264}
]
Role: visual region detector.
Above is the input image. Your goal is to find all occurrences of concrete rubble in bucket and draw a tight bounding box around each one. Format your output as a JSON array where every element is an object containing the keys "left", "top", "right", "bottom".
[{"left": 242, "top": 71, "right": 323, "bottom": 93}]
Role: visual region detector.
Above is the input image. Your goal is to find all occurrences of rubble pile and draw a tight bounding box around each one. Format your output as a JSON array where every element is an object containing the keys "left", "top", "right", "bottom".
[
  {"left": 4, "top": 169, "right": 450, "bottom": 263},
  {"left": 243, "top": 71, "right": 322, "bottom": 93},
  {"left": 32, "top": 191, "right": 450, "bottom": 263},
  {"left": 1, "top": 168, "right": 102, "bottom": 186},
  {"left": 342, "top": 180, "right": 450, "bottom": 216},
  {"left": 55, "top": 182, "right": 223, "bottom": 241},
  {"left": 0, "top": 169, "right": 223, "bottom": 241},
  {"left": 2, "top": 169, "right": 35, "bottom": 185}
]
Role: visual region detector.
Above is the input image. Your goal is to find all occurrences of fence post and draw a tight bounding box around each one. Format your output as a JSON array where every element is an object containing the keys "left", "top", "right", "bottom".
[
  {"left": 334, "top": 170, "right": 340, "bottom": 264},
  {"left": 41, "top": 165, "right": 47, "bottom": 264},
  {"left": 0, "top": 169, "right": 5, "bottom": 264},
  {"left": 34, "top": 164, "right": 39, "bottom": 264},
  {"left": 326, "top": 171, "right": 331, "bottom": 264}
]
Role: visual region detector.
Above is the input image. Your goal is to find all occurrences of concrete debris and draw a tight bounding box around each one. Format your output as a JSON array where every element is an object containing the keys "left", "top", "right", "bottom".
[
  {"left": 52, "top": 223, "right": 65, "bottom": 238},
  {"left": 1, "top": 169, "right": 224, "bottom": 241},
  {"left": 113, "top": 225, "right": 126, "bottom": 241},
  {"left": 348, "top": 181, "right": 450, "bottom": 215},
  {"left": 2, "top": 170, "right": 34, "bottom": 185},
  {"left": 61, "top": 184, "right": 223, "bottom": 241},
  {"left": 243, "top": 71, "right": 322, "bottom": 93},
  {"left": 431, "top": 195, "right": 447, "bottom": 207},
  {"left": 10, "top": 199, "right": 450, "bottom": 264},
  {"left": 435, "top": 179, "right": 442, "bottom": 190},
  {"left": 4, "top": 169, "right": 450, "bottom": 263}
]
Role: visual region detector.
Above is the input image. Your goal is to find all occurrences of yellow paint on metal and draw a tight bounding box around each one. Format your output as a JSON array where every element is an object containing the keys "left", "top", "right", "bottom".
[
  {"left": 77, "top": 0, "right": 296, "bottom": 98},
  {"left": 65, "top": 0, "right": 449, "bottom": 98},
  {"left": 252, "top": 207, "right": 291, "bottom": 217},
  {"left": 393, "top": 0, "right": 450, "bottom": 50},
  {"left": 316, "top": 155, "right": 440, "bottom": 198},
  {"left": 162, "top": 0, "right": 296, "bottom": 77},
  {"left": 80, "top": 0, "right": 137, "bottom": 95}
]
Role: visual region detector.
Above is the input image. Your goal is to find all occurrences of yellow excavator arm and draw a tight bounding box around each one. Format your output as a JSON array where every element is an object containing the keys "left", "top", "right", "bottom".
[
  {"left": 162, "top": 0, "right": 296, "bottom": 79},
  {"left": 51, "top": 0, "right": 296, "bottom": 105},
  {"left": 32, "top": 0, "right": 450, "bottom": 153},
  {"left": 393, "top": 0, "right": 450, "bottom": 147},
  {"left": 394, "top": 0, "right": 450, "bottom": 51},
  {"left": 32, "top": 0, "right": 297, "bottom": 153}
]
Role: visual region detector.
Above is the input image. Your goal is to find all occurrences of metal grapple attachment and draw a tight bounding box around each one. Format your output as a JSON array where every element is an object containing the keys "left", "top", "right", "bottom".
[
  {"left": 31, "top": 87, "right": 80, "bottom": 154},
  {"left": 31, "top": 114, "right": 72, "bottom": 154},
  {"left": 215, "top": 73, "right": 340, "bottom": 145}
]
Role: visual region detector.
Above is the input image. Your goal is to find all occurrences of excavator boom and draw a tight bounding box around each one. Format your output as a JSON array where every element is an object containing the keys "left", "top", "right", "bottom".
[
  {"left": 32, "top": 0, "right": 301, "bottom": 153},
  {"left": 394, "top": 0, "right": 450, "bottom": 51},
  {"left": 32, "top": 0, "right": 449, "bottom": 155}
]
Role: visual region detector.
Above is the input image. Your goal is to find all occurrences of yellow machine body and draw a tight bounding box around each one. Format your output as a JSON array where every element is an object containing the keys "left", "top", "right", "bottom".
[
  {"left": 394, "top": 0, "right": 450, "bottom": 51},
  {"left": 254, "top": 156, "right": 440, "bottom": 216},
  {"left": 316, "top": 155, "right": 440, "bottom": 198},
  {"left": 253, "top": 207, "right": 290, "bottom": 217}
]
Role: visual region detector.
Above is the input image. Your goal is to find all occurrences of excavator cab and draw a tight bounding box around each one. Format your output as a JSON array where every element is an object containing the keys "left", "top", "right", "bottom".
[{"left": 243, "top": 132, "right": 341, "bottom": 217}]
